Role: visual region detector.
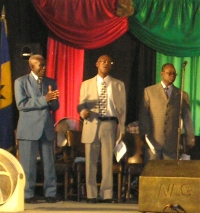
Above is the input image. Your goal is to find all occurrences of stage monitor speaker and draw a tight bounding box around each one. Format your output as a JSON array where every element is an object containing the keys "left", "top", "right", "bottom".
[
  {"left": 12, "top": 43, "right": 43, "bottom": 81},
  {"left": 139, "top": 160, "right": 200, "bottom": 213}
]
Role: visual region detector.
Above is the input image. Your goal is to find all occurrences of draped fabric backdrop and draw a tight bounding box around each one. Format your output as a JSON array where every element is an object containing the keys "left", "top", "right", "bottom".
[
  {"left": 129, "top": 0, "right": 200, "bottom": 57},
  {"left": 32, "top": 0, "right": 200, "bottom": 135},
  {"left": 128, "top": 0, "right": 200, "bottom": 136},
  {"left": 46, "top": 36, "right": 84, "bottom": 122},
  {"left": 32, "top": 0, "right": 128, "bottom": 49},
  {"left": 32, "top": 0, "right": 128, "bottom": 122}
]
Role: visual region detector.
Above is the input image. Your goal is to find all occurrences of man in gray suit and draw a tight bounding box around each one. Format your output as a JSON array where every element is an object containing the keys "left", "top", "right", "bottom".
[
  {"left": 139, "top": 63, "right": 194, "bottom": 164},
  {"left": 78, "top": 54, "right": 126, "bottom": 203},
  {"left": 14, "top": 54, "right": 59, "bottom": 203}
]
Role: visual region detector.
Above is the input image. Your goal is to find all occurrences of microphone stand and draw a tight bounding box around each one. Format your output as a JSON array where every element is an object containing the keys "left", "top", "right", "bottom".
[{"left": 176, "top": 62, "right": 187, "bottom": 160}]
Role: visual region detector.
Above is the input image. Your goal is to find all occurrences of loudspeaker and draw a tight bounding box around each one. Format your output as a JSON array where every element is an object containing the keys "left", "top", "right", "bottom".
[
  {"left": 139, "top": 160, "right": 200, "bottom": 213},
  {"left": 12, "top": 43, "right": 43, "bottom": 81}
]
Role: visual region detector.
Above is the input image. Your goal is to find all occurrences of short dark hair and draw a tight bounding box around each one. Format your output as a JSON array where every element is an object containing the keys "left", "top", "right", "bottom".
[
  {"left": 97, "top": 54, "right": 112, "bottom": 62},
  {"left": 161, "top": 63, "right": 175, "bottom": 72}
]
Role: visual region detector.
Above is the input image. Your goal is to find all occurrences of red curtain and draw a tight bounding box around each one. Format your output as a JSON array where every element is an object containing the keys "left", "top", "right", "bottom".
[
  {"left": 31, "top": 0, "right": 128, "bottom": 49},
  {"left": 32, "top": 0, "right": 128, "bottom": 123},
  {"left": 46, "top": 36, "right": 84, "bottom": 122}
]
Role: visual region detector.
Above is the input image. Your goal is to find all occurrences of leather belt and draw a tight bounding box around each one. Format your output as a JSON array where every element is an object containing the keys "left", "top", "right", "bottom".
[{"left": 98, "top": 116, "right": 118, "bottom": 122}]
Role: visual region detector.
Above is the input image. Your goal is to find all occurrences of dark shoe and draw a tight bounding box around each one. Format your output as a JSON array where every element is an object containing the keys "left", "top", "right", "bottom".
[
  {"left": 25, "top": 197, "right": 38, "bottom": 204},
  {"left": 100, "top": 199, "right": 117, "bottom": 203},
  {"left": 45, "top": 197, "right": 61, "bottom": 203},
  {"left": 87, "top": 198, "right": 97, "bottom": 203}
]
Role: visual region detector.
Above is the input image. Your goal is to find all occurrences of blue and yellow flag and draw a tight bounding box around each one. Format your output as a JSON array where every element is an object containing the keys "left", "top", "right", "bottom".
[{"left": 0, "top": 14, "right": 14, "bottom": 150}]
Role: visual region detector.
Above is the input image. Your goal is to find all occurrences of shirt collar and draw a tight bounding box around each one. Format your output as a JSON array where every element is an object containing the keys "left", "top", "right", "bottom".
[
  {"left": 31, "top": 71, "right": 39, "bottom": 80},
  {"left": 161, "top": 81, "right": 173, "bottom": 90},
  {"left": 97, "top": 75, "right": 110, "bottom": 84}
]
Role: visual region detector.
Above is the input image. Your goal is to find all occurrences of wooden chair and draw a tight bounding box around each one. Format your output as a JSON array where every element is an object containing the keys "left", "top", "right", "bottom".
[
  {"left": 54, "top": 118, "right": 83, "bottom": 200},
  {"left": 112, "top": 158, "right": 124, "bottom": 203}
]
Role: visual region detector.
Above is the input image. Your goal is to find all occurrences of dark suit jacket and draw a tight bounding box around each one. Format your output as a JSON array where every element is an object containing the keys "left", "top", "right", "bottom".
[
  {"left": 14, "top": 73, "right": 59, "bottom": 141},
  {"left": 139, "top": 83, "right": 194, "bottom": 153}
]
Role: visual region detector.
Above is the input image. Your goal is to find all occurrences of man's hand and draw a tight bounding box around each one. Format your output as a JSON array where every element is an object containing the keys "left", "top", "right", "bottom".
[
  {"left": 82, "top": 109, "right": 90, "bottom": 119},
  {"left": 45, "top": 85, "right": 59, "bottom": 102}
]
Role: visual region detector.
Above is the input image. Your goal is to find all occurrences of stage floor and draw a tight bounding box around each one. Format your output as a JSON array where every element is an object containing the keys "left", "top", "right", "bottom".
[{"left": 22, "top": 200, "right": 140, "bottom": 213}]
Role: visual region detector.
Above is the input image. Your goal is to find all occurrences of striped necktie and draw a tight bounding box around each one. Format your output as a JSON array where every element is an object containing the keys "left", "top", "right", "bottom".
[
  {"left": 99, "top": 81, "right": 107, "bottom": 117},
  {"left": 164, "top": 87, "right": 169, "bottom": 99},
  {"left": 37, "top": 77, "right": 43, "bottom": 92}
]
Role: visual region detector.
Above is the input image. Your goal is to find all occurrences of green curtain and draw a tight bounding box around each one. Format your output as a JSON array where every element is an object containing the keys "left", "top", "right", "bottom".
[
  {"left": 156, "top": 53, "right": 200, "bottom": 136},
  {"left": 129, "top": 0, "right": 200, "bottom": 57},
  {"left": 128, "top": 0, "right": 200, "bottom": 135}
]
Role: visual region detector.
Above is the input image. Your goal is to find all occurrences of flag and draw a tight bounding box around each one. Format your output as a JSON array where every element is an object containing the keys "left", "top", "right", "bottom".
[{"left": 0, "top": 11, "right": 14, "bottom": 150}]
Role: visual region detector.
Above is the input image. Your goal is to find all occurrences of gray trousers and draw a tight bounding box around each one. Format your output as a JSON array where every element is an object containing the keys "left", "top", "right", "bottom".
[
  {"left": 85, "top": 120, "right": 117, "bottom": 199},
  {"left": 19, "top": 133, "right": 57, "bottom": 198}
]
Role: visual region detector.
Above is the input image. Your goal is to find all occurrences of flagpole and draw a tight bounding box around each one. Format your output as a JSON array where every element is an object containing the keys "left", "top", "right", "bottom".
[
  {"left": 0, "top": 5, "right": 6, "bottom": 88},
  {"left": 1, "top": 5, "right": 5, "bottom": 19},
  {"left": 0, "top": 5, "right": 4, "bottom": 94}
]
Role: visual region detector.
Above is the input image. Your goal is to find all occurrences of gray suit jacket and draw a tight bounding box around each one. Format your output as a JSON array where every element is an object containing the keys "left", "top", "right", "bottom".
[
  {"left": 78, "top": 75, "right": 126, "bottom": 143},
  {"left": 14, "top": 73, "right": 59, "bottom": 141},
  {"left": 139, "top": 83, "right": 194, "bottom": 153}
]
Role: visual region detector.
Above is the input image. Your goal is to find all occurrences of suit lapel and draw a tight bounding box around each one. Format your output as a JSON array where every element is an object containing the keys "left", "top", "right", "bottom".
[
  {"left": 91, "top": 76, "right": 98, "bottom": 99},
  {"left": 170, "top": 86, "right": 180, "bottom": 99},
  {"left": 42, "top": 77, "right": 48, "bottom": 95},
  {"left": 28, "top": 73, "right": 41, "bottom": 95},
  {"left": 110, "top": 77, "right": 117, "bottom": 104},
  {"left": 28, "top": 73, "right": 38, "bottom": 89},
  {"left": 157, "top": 83, "right": 168, "bottom": 100}
]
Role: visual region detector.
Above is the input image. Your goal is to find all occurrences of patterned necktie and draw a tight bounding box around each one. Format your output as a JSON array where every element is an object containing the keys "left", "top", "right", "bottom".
[
  {"left": 99, "top": 81, "right": 107, "bottom": 117},
  {"left": 164, "top": 87, "right": 169, "bottom": 99},
  {"left": 37, "top": 77, "right": 43, "bottom": 92}
]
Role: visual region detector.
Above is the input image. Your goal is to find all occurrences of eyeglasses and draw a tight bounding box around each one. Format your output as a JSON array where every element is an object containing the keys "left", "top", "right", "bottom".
[
  {"left": 98, "top": 60, "right": 113, "bottom": 65},
  {"left": 164, "top": 72, "right": 178, "bottom": 76}
]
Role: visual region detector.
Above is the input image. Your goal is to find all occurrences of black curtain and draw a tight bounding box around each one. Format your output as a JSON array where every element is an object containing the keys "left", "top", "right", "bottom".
[{"left": 84, "top": 32, "right": 156, "bottom": 125}]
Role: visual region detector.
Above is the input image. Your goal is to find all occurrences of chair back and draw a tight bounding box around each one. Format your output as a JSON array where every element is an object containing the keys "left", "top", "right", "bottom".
[
  {"left": 124, "top": 133, "right": 144, "bottom": 164},
  {"left": 66, "top": 130, "right": 84, "bottom": 160},
  {"left": 55, "top": 117, "right": 83, "bottom": 148}
]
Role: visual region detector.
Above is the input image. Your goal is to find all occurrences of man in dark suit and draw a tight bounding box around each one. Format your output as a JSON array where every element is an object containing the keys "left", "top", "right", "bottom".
[
  {"left": 78, "top": 54, "right": 126, "bottom": 203},
  {"left": 139, "top": 63, "right": 194, "bottom": 164},
  {"left": 14, "top": 54, "right": 59, "bottom": 203}
]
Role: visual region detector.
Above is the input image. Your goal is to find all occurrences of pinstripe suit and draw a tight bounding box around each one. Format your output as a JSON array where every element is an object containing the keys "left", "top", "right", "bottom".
[{"left": 139, "top": 83, "right": 194, "bottom": 162}]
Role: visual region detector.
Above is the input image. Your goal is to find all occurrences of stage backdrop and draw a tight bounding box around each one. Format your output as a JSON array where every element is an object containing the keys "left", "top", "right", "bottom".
[{"left": 31, "top": 0, "right": 200, "bottom": 135}]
